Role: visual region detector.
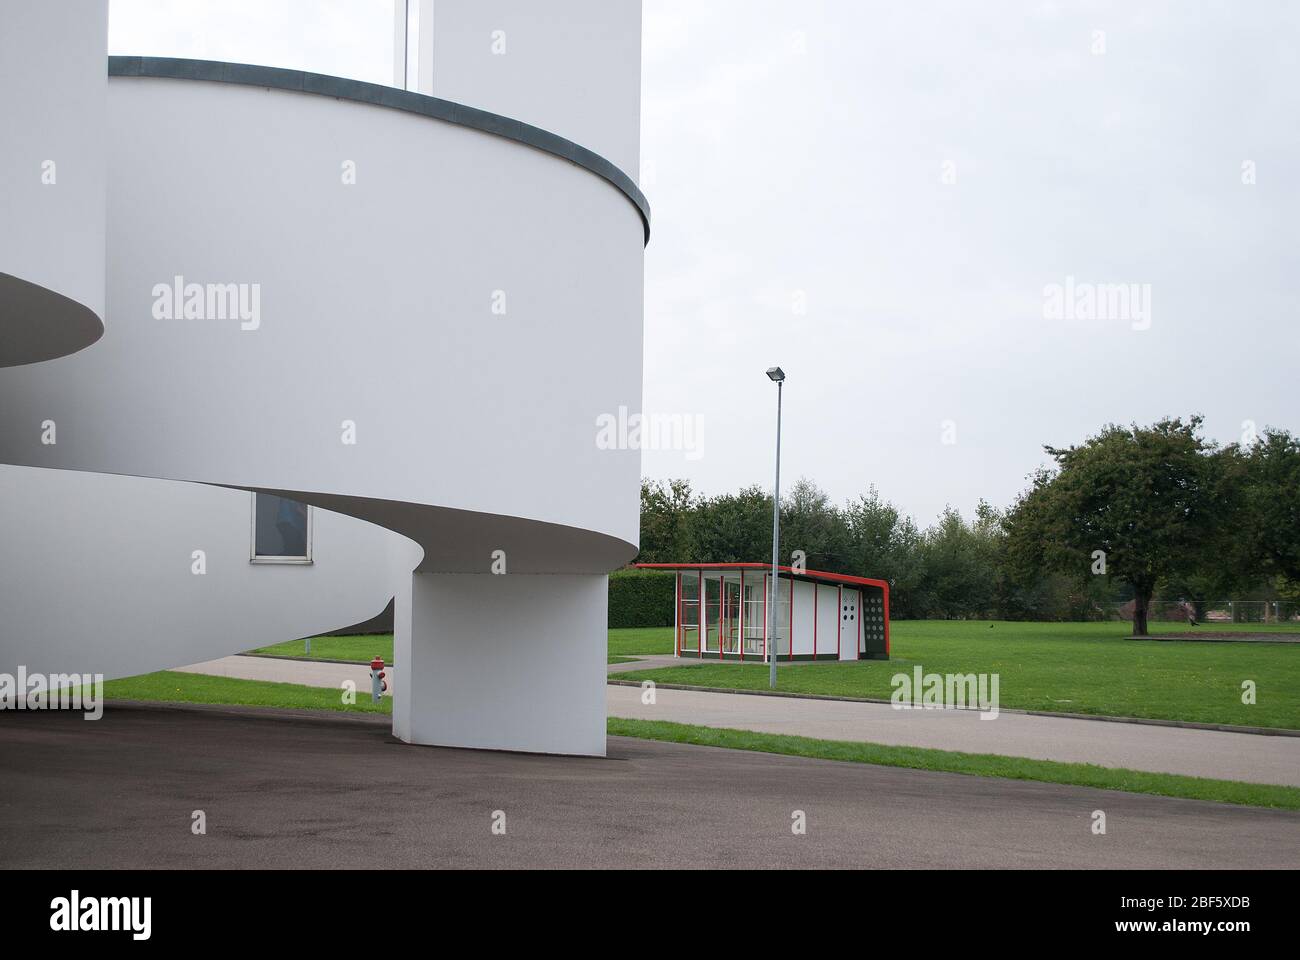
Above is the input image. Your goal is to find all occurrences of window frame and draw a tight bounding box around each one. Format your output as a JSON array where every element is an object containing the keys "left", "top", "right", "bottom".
[{"left": 249, "top": 492, "right": 314, "bottom": 565}]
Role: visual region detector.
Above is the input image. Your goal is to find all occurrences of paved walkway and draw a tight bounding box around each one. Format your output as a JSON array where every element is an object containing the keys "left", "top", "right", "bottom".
[
  {"left": 606, "top": 654, "right": 685, "bottom": 673},
  {"left": 175, "top": 655, "right": 389, "bottom": 694},
  {"left": 172, "top": 655, "right": 1300, "bottom": 787},
  {"left": 608, "top": 685, "right": 1300, "bottom": 787}
]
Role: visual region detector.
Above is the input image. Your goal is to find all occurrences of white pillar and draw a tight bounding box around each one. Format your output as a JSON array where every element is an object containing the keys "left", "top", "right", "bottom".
[
  {"left": 393, "top": 572, "right": 608, "bottom": 756},
  {"left": 392, "top": 0, "right": 407, "bottom": 88},
  {"left": 416, "top": 0, "right": 435, "bottom": 95}
]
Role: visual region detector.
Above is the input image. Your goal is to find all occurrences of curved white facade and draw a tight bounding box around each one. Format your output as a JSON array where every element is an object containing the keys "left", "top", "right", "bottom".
[
  {"left": 0, "top": 0, "right": 106, "bottom": 364},
  {"left": 0, "top": 1, "right": 645, "bottom": 756}
]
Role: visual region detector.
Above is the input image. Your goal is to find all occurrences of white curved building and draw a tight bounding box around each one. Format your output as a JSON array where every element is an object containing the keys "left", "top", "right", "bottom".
[{"left": 0, "top": 0, "right": 646, "bottom": 756}]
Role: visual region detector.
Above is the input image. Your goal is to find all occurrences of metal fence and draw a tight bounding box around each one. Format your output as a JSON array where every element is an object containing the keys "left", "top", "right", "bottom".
[{"left": 1101, "top": 600, "right": 1300, "bottom": 624}]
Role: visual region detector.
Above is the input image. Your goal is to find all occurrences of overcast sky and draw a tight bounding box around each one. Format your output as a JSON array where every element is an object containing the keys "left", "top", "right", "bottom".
[{"left": 109, "top": 0, "right": 1300, "bottom": 527}]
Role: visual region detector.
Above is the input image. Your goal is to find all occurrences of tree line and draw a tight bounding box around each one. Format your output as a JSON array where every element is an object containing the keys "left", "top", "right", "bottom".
[{"left": 637, "top": 417, "right": 1300, "bottom": 634}]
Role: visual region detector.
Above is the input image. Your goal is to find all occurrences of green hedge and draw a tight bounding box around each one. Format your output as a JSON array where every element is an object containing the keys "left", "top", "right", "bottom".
[{"left": 609, "top": 569, "right": 676, "bottom": 628}]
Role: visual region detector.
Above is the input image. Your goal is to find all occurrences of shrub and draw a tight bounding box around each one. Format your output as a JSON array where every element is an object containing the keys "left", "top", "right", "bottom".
[{"left": 609, "top": 569, "right": 676, "bottom": 627}]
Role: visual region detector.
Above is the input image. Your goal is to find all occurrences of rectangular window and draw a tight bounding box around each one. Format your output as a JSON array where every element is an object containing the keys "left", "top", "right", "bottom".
[
  {"left": 679, "top": 573, "right": 700, "bottom": 655},
  {"left": 702, "top": 576, "right": 722, "bottom": 654},
  {"left": 251, "top": 493, "right": 312, "bottom": 563},
  {"left": 742, "top": 582, "right": 765, "bottom": 656}
]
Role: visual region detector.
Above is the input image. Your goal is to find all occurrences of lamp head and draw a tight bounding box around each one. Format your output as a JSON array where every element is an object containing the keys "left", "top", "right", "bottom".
[{"left": 766, "top": 367, "right": 786, "bottom": 383}]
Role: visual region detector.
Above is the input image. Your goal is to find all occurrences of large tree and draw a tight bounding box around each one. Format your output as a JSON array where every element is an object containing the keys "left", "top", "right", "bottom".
[
  {"left": 691, "top": 485, "right": 774, "bottom": 563},
  {"left": 1004, "top": 417, "right": 1228, "bottom": 635},
  {"left": 1242, "top": 428, "right": 1300, "bottom": 583},
  {"left": 637, "top": 478, "right": 697, "bottom": 563},
  {"left": 780, "top": 478, "right": 851, "bottom": 572},
  {"left": 841, "top": 487, "right": 924, "bottom": 616},
  {"left": 919, "top": 505, "right": 996, "bottom": 619}
]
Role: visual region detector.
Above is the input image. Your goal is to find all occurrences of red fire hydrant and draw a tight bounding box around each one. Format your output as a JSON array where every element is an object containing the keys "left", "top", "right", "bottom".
[{"left": 369, "top": 657, "right": 387, "bottom": 703}]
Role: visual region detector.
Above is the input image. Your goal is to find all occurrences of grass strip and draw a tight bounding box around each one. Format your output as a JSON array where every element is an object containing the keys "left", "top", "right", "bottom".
[
  {"left": 607, "top": 716, "right": 1300, "bottom": 811},
  {"left": 100, "top": 671, "right": 392, "bottom": 714}
]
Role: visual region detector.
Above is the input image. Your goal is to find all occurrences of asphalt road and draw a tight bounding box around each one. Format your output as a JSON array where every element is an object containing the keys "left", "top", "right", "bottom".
[{"left": 2, "top": 703, "right": 1297, "bottom": 869}]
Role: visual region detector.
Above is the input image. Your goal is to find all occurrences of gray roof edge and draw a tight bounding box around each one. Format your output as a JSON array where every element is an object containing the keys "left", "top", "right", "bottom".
[{"left": 106, "top": 56, "right": 650, "bottom": 244}]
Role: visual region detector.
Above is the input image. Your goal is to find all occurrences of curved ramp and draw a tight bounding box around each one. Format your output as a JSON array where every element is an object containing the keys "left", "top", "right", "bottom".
[{"left": 0, "top": 1, "right": 646, "bottom": 756}]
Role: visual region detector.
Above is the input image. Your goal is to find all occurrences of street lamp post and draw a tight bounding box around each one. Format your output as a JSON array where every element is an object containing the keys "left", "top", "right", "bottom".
[{"left": 765, "top": 367, "right": 785, "bottom": 690}]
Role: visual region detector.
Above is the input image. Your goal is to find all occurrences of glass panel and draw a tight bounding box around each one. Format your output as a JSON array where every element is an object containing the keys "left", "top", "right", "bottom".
[
  {"left": 702, "top": 576, "right": 721, "bottom": 654},
  {"left": 680, "top": 573, "right": 699, "bottom": 601},
  {"left": 254, "top": 493, "right": 309, "bottom": 558},
  {"left": 108, "top": 0, "right": 399, "bottom": 87},
  {"left": 743, "top": 583, "right": 765, "bottom": 656},
  {"left": 721, "top": 580, "right": 741, "bottom": 654},
  {"left": 679, "top": 573, "right": 699, "bottom": 654}
]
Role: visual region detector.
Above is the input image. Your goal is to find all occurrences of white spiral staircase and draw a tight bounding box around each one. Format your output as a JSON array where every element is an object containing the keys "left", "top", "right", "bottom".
[{"left": 0, "top": 0, "right": 646, "bottom": 756}]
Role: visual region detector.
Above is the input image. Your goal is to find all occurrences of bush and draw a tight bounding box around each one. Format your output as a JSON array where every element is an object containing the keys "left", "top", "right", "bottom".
[{"left": 609, "top": 569, "right": 676, "bottom": 628}]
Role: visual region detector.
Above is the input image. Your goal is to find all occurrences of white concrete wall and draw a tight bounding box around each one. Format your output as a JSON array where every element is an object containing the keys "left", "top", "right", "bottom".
[
  {"left": 840, "top": 588, "right": 862, "bottom": 660},
  {"left": 431, "top": 0, "right": 642, "bottom": 178},
  {"left": 394, "top": 573, "right": 608, "bottom": 755},
  {"left": 0, "top": 0, "right": 106, "bottom": 364},
  {"left": 792, "top": 579, "right": 817, "bottom": 656},
  {"left": 816, "top": 582, "right": 840, "bottom": 658},
  {"left": 0, "top": 76, "right": 644, "bottom": 570},
  {"left": 0, "top": 465, "right": 410, "bottom": 681}
]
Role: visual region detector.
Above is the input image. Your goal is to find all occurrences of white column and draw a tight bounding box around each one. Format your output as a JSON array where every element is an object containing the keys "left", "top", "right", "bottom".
[
  {"left": 416, "top": 0, "right": 435, "bottom": 95},
  {"left": 393, "top": 571, "right": 608, "bottom": 756},
  {"left": 392, "top": 0, "right": 407, "bottom": 88}
]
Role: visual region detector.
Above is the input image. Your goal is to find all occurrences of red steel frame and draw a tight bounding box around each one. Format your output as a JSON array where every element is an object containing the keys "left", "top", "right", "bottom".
[
  {"left": 659, "top": 564, "right": 891, "bottom": 661},
  {"left": 698, "top": 570, "right": 703, "bottom": 658},
  {"left": 640, "top": 563, "right": 888, "bottom": 591},
  {"left": 675, "top": 572, "right": 682, "bottom": 657}
]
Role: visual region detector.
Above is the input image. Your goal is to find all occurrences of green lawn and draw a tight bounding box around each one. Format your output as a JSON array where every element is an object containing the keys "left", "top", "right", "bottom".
[
  {"left": 607, "top": 627, "right": 675, "bottom": 657},
  {"left": 254, "top": 626, "right": 674, "bottom": 663},
  {"left": 97, "top": 670, "right": 392, "bottom": 714},
  {"left": 617, "top": 620, "right": 1300, "bottom": 730},
  {"left": 609, "top": 718, "right": 1300, "bottom": 811}
]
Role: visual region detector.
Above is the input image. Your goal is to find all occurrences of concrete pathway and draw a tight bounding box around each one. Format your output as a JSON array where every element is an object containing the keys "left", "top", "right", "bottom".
[
  {"left": 175, "top": 655, "right": 391, "bottom": 696},
  {"left": 607, "top": 684, "right": 1300, "bottom": 787},
  {"left": 606, "top": 654, "right": 688, "bottom": 673},
  {"left": 174, "top": 654, "right": 1300, "bottom": 787}
]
